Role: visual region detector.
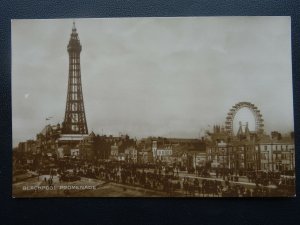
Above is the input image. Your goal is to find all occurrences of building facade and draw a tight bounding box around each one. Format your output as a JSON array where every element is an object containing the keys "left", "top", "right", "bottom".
[{"left": 257, "top": 142, "right": 295, "bottom": 172}]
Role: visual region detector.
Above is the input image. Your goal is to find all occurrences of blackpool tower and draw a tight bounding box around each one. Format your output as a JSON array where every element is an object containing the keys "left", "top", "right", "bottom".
[{"left": 62, "top": 22, "right": 88, "bottom": 134}]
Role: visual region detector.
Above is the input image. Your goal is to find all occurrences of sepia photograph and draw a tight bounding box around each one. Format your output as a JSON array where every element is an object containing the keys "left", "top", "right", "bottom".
[{"left": 12, "top": 17, "right": 295, "bottom": 197}]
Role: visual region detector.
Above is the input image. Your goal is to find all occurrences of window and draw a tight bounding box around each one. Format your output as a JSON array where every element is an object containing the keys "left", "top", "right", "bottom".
[
  {"left": 282, "top": 153, "right": 287, "bottom": 160},
  {"left": 261, "top": 153, "right": 267, "bottom": 160}
]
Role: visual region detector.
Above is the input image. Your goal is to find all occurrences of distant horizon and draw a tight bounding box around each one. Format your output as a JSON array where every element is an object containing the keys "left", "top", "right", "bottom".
[{"left": 12, "top": 17, "right": 294, "bottom": 147}]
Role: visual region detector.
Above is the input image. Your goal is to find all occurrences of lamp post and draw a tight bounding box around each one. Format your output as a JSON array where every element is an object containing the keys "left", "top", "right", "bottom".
[
  {"left": 244, "top": 144, "right": 247, "bottom": 173},
  {"left": 234, "top": 146, "right": 238, "bottom": 176},
  {"left": 228, "top": 144, "right": 231, "bottom": 170},
  {"left": 222, "top": 148, "right": 225, "bottom": 179},
  {"left": 271, "top": 141, "right": 274, "bottom": 172},
  {"left": 267, "top": 147, "right": 270, "bottom": 172}
]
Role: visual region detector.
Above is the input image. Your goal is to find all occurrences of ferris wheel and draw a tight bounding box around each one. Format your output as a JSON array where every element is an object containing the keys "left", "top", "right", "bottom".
[{"left": 225, "top": 102, "right": 264, "bottom": 136}]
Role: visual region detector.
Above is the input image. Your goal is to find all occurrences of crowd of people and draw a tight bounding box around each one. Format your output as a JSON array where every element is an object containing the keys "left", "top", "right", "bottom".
[{"left": 38, "top": 160, "right": 294, "bottom": 197}]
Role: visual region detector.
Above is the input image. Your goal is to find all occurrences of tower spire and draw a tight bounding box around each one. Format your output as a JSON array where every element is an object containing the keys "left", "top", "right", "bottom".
[
  {"left": 244, "top": 122, "right": 250, "bottom": 136},
  {"left": 237, "top": 121, "right": 244, "bottom": 136},
  {"left": 72, "top": 20, "right": 76, "bottom": 31},
  {"left": 62, "top": 23, "right": 88, "bottom": 134}
]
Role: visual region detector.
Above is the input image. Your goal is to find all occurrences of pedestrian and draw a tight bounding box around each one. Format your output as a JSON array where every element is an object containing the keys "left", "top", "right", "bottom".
[
  {"left": 183, "top": 178, "right": 188, "bottom": 196},
  {"left": 194, "top": 178, "right": 199, "bottom": 196}
]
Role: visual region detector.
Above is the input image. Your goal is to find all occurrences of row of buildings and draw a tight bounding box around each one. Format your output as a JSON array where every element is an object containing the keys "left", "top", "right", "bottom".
[
  {"left": 206, "top": 125, "right": 295, "bottom": 173},
  {"left": 15, "top": 122, "right": 295, "bottom": 173}
]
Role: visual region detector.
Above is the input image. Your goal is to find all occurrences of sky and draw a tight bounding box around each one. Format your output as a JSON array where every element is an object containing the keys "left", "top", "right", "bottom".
[{"left": 12, "top": 17, "right": 294, "bottom": 146}]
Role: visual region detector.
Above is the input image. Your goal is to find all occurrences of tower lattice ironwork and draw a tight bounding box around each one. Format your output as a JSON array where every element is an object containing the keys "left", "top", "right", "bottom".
[{"left": 63, "top": 22, "right": 88, "bottom": 134}]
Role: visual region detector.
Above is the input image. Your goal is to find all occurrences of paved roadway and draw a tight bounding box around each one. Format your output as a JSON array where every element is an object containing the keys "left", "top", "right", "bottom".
[{"left": 12, "top": 170, "right": 258, "bottom": 198}]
